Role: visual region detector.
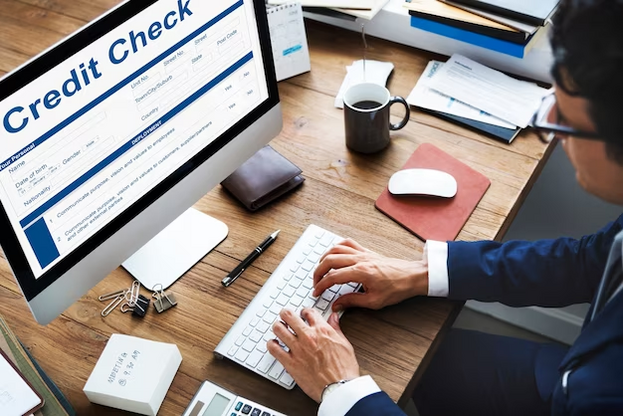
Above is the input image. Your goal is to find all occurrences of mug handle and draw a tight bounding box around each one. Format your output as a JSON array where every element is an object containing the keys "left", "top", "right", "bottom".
[{"left": 388, "top": 96, "right": 411, "bottom": 131}]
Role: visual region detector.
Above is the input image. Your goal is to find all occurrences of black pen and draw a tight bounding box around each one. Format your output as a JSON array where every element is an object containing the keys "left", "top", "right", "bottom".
[{"left": 222, "top": 230, "right": 280, "bottom": 287}]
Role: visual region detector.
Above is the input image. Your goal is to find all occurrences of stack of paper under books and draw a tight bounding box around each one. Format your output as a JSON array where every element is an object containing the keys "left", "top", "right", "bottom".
[
  {"left": 0, "top": 314, "right": 75, "bottom": 415},
  {"left": 403, "top": 0, "right": 558, "bottom": 58},
  {"left": 267, "top": 0, "right": 390, "bottom": 20}
]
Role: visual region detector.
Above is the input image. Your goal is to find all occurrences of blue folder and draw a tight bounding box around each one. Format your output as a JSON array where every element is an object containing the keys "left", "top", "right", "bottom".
[{"left": 410, "top": 15, "right": 529, "bottom": 58}]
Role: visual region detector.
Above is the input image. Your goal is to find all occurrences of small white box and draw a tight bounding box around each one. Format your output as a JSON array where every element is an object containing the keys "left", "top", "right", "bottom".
[{"left": 84, "top": 334, "right": 182, "bottom": 415}]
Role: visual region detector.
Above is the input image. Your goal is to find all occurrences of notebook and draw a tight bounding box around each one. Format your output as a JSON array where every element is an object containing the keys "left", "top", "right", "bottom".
[
  {"left": 446, "top": 0, "right": 559, "bottom": 25},
  {"left": 375, "top": 144, "right": 491, "bottom": 241}
]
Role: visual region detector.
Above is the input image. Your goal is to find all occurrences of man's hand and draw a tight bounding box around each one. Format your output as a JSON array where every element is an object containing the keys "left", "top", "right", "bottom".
[
  {"left": 313, "top": 238, "right": 429, "bottom": 311},
  {"left": 267, "top": 308, "right": 360, "bottom": 403}
]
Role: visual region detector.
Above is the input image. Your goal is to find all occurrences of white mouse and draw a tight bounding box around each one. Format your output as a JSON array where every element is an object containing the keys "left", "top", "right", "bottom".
[{"left": 388, "top": 168, "right": 458, "bottom": 198}]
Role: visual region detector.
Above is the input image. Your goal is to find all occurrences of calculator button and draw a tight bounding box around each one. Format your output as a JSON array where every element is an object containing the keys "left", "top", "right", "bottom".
[
  {"left": 242, "top": 404, "right": 252, "bottom": 414},
  {"left": 261, "top": 412, "right": 271, "bottom": 416},
  {"left": 231, "top": 413, "right": 237, "bottom": 416},
  {"left": 236, "top": 402, "right": 243, "bottom": 411},
  {"left": 251, "top": 409, "right": 262, "bottom": 416}
]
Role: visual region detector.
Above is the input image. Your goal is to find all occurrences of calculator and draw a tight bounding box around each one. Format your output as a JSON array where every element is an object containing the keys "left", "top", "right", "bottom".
[{"left": 183, "top": 380, "right": 288, "bottom": 416}]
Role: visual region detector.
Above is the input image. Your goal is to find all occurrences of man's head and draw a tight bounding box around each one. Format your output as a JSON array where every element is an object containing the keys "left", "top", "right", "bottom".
[{"left": 549, "top": 0, "right": 623, "bottom": 204}]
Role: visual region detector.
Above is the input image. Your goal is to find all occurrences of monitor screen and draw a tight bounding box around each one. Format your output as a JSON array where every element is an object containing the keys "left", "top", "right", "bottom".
[{"left": 0, "top": 0, "right": 277, "bottom": 302}]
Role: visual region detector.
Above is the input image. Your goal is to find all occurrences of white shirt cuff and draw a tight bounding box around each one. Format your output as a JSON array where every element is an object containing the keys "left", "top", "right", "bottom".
[
  {"left": 424, "top": 240, "right": 449, "bottom": 297},
  {"left": 317, "top": 375, "right": 381, "bottom": 416}
]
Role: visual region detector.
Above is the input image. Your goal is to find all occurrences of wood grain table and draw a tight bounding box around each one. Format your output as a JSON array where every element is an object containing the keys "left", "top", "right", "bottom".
[{"left": 0, "top": 1, "right": 552, "bottom": 414}]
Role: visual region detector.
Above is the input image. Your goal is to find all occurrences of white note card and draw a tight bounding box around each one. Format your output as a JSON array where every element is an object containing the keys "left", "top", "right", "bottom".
[
  {"left": 267, "top": 3, "right": 311, "bottom": 82},
  {"left": 334, "top": 60, "right": 394, "bottom": 108},
  {"left": 427, "top": 54, "right": 548, "bottom": 128},
  {"left": 408, "top": 61, "right": 516, "bottom": 129},
  {"left": 0, "top": 354, "right": 41, "bottom": 416}
]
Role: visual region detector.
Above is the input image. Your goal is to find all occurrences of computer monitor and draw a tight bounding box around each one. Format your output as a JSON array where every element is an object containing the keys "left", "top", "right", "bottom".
[{"left": 0, "top": 0, "right": 281, "bottom": 325}]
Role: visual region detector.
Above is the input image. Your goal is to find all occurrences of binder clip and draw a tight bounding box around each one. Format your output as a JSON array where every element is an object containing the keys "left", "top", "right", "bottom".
[
  {"left": 121, "top": 294, "right": 150, "bottom": 318},
  {"left": 152, "top": 284, "right": 177, "bottom": 313}
]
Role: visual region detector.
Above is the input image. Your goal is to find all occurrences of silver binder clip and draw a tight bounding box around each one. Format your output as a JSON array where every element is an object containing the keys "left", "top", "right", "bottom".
[{"left": 152, "top": 284, "right": 177, "bottom": 313}]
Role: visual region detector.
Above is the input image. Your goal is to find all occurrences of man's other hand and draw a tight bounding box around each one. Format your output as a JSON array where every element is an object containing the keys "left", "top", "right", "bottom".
[
  {"left": 267, "top": 308, "right": 360, "bottom": 403},
  {"left": 313, "top": 238, "right": 429, "bottom": 312}
]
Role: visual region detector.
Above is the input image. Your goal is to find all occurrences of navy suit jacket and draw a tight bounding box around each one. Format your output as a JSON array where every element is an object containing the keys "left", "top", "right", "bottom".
[{"left": 347, "top": 215, "right": 623, "bottom": 416}]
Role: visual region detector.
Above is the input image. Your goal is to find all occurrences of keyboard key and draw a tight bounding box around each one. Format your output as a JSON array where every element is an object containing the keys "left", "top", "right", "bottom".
[
  {"left": 228, "top": 346, "right": 238, "bottom": 356},
  {"left": 268, "top": 361, "right": 285, "bottom": 379},
  {"left": 313, "top": 245, "right": 325, "bottom": 256},
  {"left": 296, "top": 286, "right": 309, "bottom": 298},
  {"left": 277, "top": 280, "right": 287, "bottom": 290},
  {"left": 296, "top": 254, "right": 306, "bottom": 264},
  {"left": 280, "top": 371, "right": 295, "bottom": 387},
  {"left": 321, "top": 291, "right": 336, "bottom": 302},
  {"left": 308, "top": 252, "right": 321, "bottom": 264},
  {"left": 328, "top": 284, "right": 340, "bottom": 293},
  {"left": 319, "top": 235, "right": 334, "bottom": 247},
  {"left": 250, "top": 317, "right": 260, "bottom": 327},
  {"left": 235, "top": 349, "right": 250, "bottom": 362},
  {"left": 290, "top": 262, "right": 300, "bottom": 272},
  {"left": 348, "top": 282, "right": 359, "bottom": 288},
  {"left": 257, "top": 354, "right": 276, "bottom": 373},
  {"left": 302, "top": 298, "right": 315, "bottom": 309},
  {"left": 242, "top": 404, "right": 252, "bottom": 414},
  {"left": 250, "top": 330, "right": 263, "bottom": 343},
  {"left": 283, "top": 272, "right": 293, "bottom": 282},
  {"left": 308, "top": 239, "right": 318, "bottom": 248},
  {"left": 302, "top": 278, "right": 314, "bottom": 289},
  {"left": 288, "top": 278, "right": 302, "bottom": 289},
  {"left": 289, "top": 296, "right": 304, "bottom": 307},
  {"left": 246, "top": 350, "right": 264, "bottom": 368},
  {"left": 256, "top": 309, "right": 267, "bottom": 318},
  {"left": 256, "top": 320, "right": 270, "bottom": 333},
  {"left": 282, "top": 285, "right": 295, "bottom": 297},
  {"left": 243, "top": 326, "right": 253, "bottom": 337},
  {"left": 263, "top": 330, "right": 274, "bottom": 342},
  {"left": 256, "top": 341, "right": 268, "bottom": 353},
  {"left": 263, "top": 311, "right": 277, "bottom": 324},
  {"left": 252, "top": 409, "right": 262, "bottom": 416},
  {"left": 276, "top": 294, "right": 289, "bottom": 306},
  {"left": 242, "top": 339, "right": 256, "bottom": 353},
  {"left": 269, "top": 290, "right": 279, "bottom": 300},
  {"left": 301, "top": 260, "right": 315, "bottom": 272},
  {"left": 314, "top": 229, "right": 325, "bottom": 239},
  {"left": 295, "top": 269, "right": 307, "bottom": 280},
  {"left": 235, "top": 336, "right": 245, "bottom": 346},
  {"left": 303, "top": 246, "right": 312, "bottom": 256},
  {"left": 338, "top": 285, "right": 356, "bottom": 297},
  {"left": 315, "top": 299, "right": 330, "bottom": 311},
  {"left": 269, "top": 303, "right": 282, "bottom": 315}
]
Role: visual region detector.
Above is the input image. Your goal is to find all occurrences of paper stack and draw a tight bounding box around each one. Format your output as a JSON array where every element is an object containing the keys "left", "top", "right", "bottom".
[
  {"left": 268, "top": 0, "right": 390, "bottom": 20},
  {"left": 408, "top": 54, "right": 549, "bottom": 143}
]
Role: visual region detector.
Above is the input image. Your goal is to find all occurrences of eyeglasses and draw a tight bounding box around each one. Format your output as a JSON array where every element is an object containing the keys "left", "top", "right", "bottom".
[{"left": 531, "top": 90, "right": 602, "bottom": 143}]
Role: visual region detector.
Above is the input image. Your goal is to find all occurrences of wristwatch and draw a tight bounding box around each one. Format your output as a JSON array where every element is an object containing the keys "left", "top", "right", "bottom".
[{"left": 320, "top": 379, "right": 351, "bottom": 403}]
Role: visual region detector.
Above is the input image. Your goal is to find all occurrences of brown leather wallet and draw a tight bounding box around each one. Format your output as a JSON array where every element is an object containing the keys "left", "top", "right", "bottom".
[{"left": 221, "top": 146, "right": 305, "bottom": 211}]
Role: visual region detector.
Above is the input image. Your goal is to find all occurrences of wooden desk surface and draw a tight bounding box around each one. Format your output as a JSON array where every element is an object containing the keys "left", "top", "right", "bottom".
[{"left": 0, "top": 1, "right": 552, "bottom": 415}]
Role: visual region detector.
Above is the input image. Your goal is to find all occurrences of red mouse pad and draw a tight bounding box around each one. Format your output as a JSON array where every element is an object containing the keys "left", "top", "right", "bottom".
[{"left": 375, "top": 143, "right": 491, "bottom": 242}]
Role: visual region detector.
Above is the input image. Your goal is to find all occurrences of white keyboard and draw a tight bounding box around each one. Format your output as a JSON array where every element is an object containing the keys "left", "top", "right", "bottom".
[{"left": 214, "top": 224, "right": 361, "bottom": 389}]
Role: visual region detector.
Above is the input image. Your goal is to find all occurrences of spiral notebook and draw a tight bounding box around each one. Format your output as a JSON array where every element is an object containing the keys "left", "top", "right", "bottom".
[{"left": 266, "top": 2, "right": 311, "bottom": 81}]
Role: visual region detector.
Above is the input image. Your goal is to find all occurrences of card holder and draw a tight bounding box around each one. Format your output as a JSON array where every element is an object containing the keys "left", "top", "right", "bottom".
[{"left": 221, "top": 146, "right": 305, "bottom": 211}]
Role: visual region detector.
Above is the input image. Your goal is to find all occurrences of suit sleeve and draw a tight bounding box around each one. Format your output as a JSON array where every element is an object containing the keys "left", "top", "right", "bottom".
[
  {"left": 446, "top": 214, "right": 623, "bottom": 307},
  {"left": 345, "top": 392, "right": 407, "bottom": 416}
]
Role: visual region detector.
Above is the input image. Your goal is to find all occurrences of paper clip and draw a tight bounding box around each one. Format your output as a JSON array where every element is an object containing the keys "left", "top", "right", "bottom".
[
  {"left": 125, "top": 280, "right": 141, "bottom": 307},
  {"left": 101, "top": 295, "right": 125, "bottom": 317},
  {"left": 152, "top": 284, "right": 177, "bottom": 313},
  {"left": 98, "top": 289, "right": 127, "bottom": 302}
]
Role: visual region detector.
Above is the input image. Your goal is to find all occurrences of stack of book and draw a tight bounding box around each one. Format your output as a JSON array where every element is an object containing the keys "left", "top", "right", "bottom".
[
  {"left": 0, "top": 314, "right": 75, "bottom": 416},
  {"left": 404, "top": 0, "right": 559, "bottom": 58},
  {"left": 268, "top": 0, "right": 390, "bottom": 20}
]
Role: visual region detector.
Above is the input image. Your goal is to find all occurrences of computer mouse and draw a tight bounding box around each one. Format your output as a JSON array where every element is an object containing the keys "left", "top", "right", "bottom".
[{"left": 388, "top": 168, "right": 458, "bottom": 198}]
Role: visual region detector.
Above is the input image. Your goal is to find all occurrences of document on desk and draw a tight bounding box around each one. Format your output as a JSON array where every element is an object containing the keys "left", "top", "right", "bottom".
[
  {"left": 334, "top": 60, "right": 394, "bottom": 108},
  {"left": 0, "top": 351, "right": 44, "bottom": 416},
  {"left": 427, "top": 54, "right": 548, "bottom": 128},
  {"left": 408, "top": 61, "right": 516, "bottom": 129}
]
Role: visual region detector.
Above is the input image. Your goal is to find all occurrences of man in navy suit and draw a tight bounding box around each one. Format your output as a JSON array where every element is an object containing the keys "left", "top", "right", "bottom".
[{"left": 266, "top": 0, "right": 623, "bottom": 414}]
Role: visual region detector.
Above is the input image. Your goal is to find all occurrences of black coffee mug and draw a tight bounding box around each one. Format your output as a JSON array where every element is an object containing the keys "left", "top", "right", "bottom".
[{"left": 343, "top": 83, "right": 411, "bottom": 154}]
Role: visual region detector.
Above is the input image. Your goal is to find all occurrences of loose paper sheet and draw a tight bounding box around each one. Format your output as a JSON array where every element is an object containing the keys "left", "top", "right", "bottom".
[
  {"left": 0, "top": 354, "right": 41, "bottom": 416},
  {"left": 408, "top": 60, "right": 516, "bottom": 129},
  {"left": 335, "top": 60, "right": 394, "bottom": 108},
  {"left": 427, "top": 54, "right": 548, "bottom": 128}
]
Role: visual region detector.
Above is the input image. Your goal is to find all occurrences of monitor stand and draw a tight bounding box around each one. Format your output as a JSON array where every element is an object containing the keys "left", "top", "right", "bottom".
[{"left": 122, "top": 208, "right": 228, "bottom": 290}]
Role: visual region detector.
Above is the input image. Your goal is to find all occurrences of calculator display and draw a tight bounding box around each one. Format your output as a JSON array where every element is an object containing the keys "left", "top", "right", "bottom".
[{"left": 202, "top": 393, "right": 231, "bottom": 416}]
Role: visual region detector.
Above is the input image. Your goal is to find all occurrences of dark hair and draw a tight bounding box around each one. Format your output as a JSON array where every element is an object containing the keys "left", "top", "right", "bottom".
[{"left": 551, "top": 0, "right": 623, "bottom": 164}]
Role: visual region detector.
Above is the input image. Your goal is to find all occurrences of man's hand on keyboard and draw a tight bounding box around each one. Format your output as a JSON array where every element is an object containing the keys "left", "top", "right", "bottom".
[
  {"left": 267, "top": 308, "right": 360, "bottom": 403},
  {"left": 313, "top": 238, "right": 429, "bottom": 311}
]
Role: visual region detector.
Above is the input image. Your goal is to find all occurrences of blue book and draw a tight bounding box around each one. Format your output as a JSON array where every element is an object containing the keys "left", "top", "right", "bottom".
[{"left": 410, "top": 15, "right": 529, "bottom": 58}]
